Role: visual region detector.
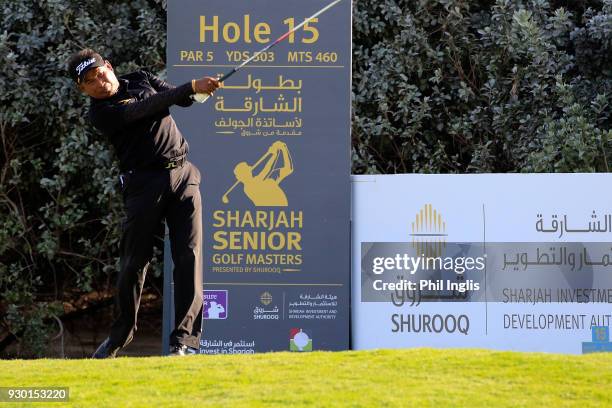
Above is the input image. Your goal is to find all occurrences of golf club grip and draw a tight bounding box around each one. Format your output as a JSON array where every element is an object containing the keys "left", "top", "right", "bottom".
[{"left": 192, "top": 69, "right": 237, "bottom": 103}]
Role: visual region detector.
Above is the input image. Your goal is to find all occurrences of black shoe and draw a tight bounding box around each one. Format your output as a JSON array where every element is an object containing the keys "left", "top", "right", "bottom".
[
  {"left": 168, "top": 344, "right": 197, "bottom": 356},
  {"left": 92, "top": 337, "right": 119, "bottom": 359}
]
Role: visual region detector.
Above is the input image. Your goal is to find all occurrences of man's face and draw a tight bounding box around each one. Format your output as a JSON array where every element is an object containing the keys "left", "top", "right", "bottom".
[{"left": 78, "top": 61, "right": 119, "bottom": 99}]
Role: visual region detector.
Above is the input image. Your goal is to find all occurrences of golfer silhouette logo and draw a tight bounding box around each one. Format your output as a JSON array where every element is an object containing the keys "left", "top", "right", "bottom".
[
  {"left": 206, "top": 301, "right": 225, "bottom": 319},
  {"left": 222, "top": 141, "right": 294, "bottom": 206}
]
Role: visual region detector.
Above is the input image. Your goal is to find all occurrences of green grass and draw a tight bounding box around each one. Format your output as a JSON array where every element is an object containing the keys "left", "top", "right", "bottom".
[{"left": 1, "top": 349, "right": 611, "bottom": 407}]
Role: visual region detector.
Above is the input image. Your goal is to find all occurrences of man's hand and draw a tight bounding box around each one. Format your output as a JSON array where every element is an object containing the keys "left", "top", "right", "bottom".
[
  {"left": 271, "top": 141, "right": 286, "bottom": 151},
  {"left": 268, "top": 141, "right": 285, "bottom": 154},
  {"left": 193, "top": 77, "right": 221, "bottom": 95}
]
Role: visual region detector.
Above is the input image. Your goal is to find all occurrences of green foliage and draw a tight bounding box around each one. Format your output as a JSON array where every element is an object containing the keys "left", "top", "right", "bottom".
[
  {"left": 0, "top": 0, "right": 610, "bottom": 357},
  {"left": 352, "top": 0, "right": 611, "bottom": 173},
  {"left": 0, "top": 0, "right": 167, "bottom": 357}
]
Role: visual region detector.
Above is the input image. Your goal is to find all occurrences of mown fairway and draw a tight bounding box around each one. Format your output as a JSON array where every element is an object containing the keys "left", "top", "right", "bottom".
[{"left": 1, "top": 349, "right": 611, "bottom": 407}]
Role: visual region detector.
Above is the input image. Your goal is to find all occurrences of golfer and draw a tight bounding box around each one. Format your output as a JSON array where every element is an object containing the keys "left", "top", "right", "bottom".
[{"left": 67, "top": 49, "right": 219, "bottom": 357}]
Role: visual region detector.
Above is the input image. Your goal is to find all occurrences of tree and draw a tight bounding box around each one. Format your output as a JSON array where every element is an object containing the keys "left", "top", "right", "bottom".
[{"left": 352, "top": 0, "right": 611, "bottom": 173}]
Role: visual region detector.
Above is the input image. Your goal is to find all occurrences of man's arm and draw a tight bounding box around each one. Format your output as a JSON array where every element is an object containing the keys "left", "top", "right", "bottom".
[
  {"left": 143, "top": 71, "right": 193, "bottom": 108},
  {"left": 90, "top": 75, "right": 220, "bottom": 135},
  {"left": 90, "top": 82, "right": 195, "bottom": 134},
  {"left": 275, "top": 142, "right": 294, "bottom": 182},
  {"left": 253, "top": 151, "right": 277, "bottom": 181},
  {"left": 263, "top": 142, "right": 293, "bottom": 182}
]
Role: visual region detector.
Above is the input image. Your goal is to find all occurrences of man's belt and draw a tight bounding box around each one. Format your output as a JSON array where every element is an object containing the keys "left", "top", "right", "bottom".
[
  {"left": 119, "top": 156, "right": 186, "bottom": 188},
  {"left": 122, "top": 156, "right": 187, "bottom": 175}
]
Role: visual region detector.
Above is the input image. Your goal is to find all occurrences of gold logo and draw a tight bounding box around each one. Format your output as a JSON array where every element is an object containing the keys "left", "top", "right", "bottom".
[
  {"left": 260, "top": 292, "right": 273, "bottom": 305},
  {"left": 117, "top": 98, "right": 134, "bottom": 105},
  {"left": 411, "top": 204, "right": 447, "bottom": 257},
  {"left": 222, "top": 141, "right": 294, "bottom": 206}
]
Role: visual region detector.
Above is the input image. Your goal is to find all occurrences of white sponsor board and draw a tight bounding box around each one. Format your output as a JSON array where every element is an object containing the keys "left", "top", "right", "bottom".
[{"left": 352, "top": 174, "right": 612, "bottom": 354}]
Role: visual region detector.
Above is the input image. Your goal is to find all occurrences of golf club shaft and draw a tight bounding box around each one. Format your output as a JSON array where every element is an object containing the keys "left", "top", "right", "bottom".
[
  {"left": 221, "top": 180, "right": 240, "bottom": 203},
  {"left": 193, "top": 0, "right": 342, "bottom": 102}
]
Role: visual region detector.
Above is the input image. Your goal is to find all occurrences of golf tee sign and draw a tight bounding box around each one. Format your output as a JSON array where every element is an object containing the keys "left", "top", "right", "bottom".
[{"left": 167, "top": 0, "right": 351, "bottom": 353}]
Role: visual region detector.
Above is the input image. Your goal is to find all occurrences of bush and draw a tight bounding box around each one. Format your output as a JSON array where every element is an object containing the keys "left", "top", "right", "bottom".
[
  {"left": 352, "top": 0, "right": 611, "bottom": 173},
  {"left": 0, "top": 0, "right": 167, "bottom": 357}
]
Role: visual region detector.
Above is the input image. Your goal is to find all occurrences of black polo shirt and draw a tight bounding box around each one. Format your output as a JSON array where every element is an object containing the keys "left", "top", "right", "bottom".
[{"left": 89, "top": 70, "right": 194, "bottom": 172}]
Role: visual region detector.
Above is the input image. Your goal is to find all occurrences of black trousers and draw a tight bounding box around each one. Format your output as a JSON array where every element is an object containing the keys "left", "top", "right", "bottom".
[{"left": 109, "top": 161, "right": 203, "bottom": 350}]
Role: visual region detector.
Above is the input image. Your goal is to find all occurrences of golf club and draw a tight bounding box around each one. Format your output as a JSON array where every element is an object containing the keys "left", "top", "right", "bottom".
[{"left": 193, "top": 0, "right": 343, "bottom": 103}]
